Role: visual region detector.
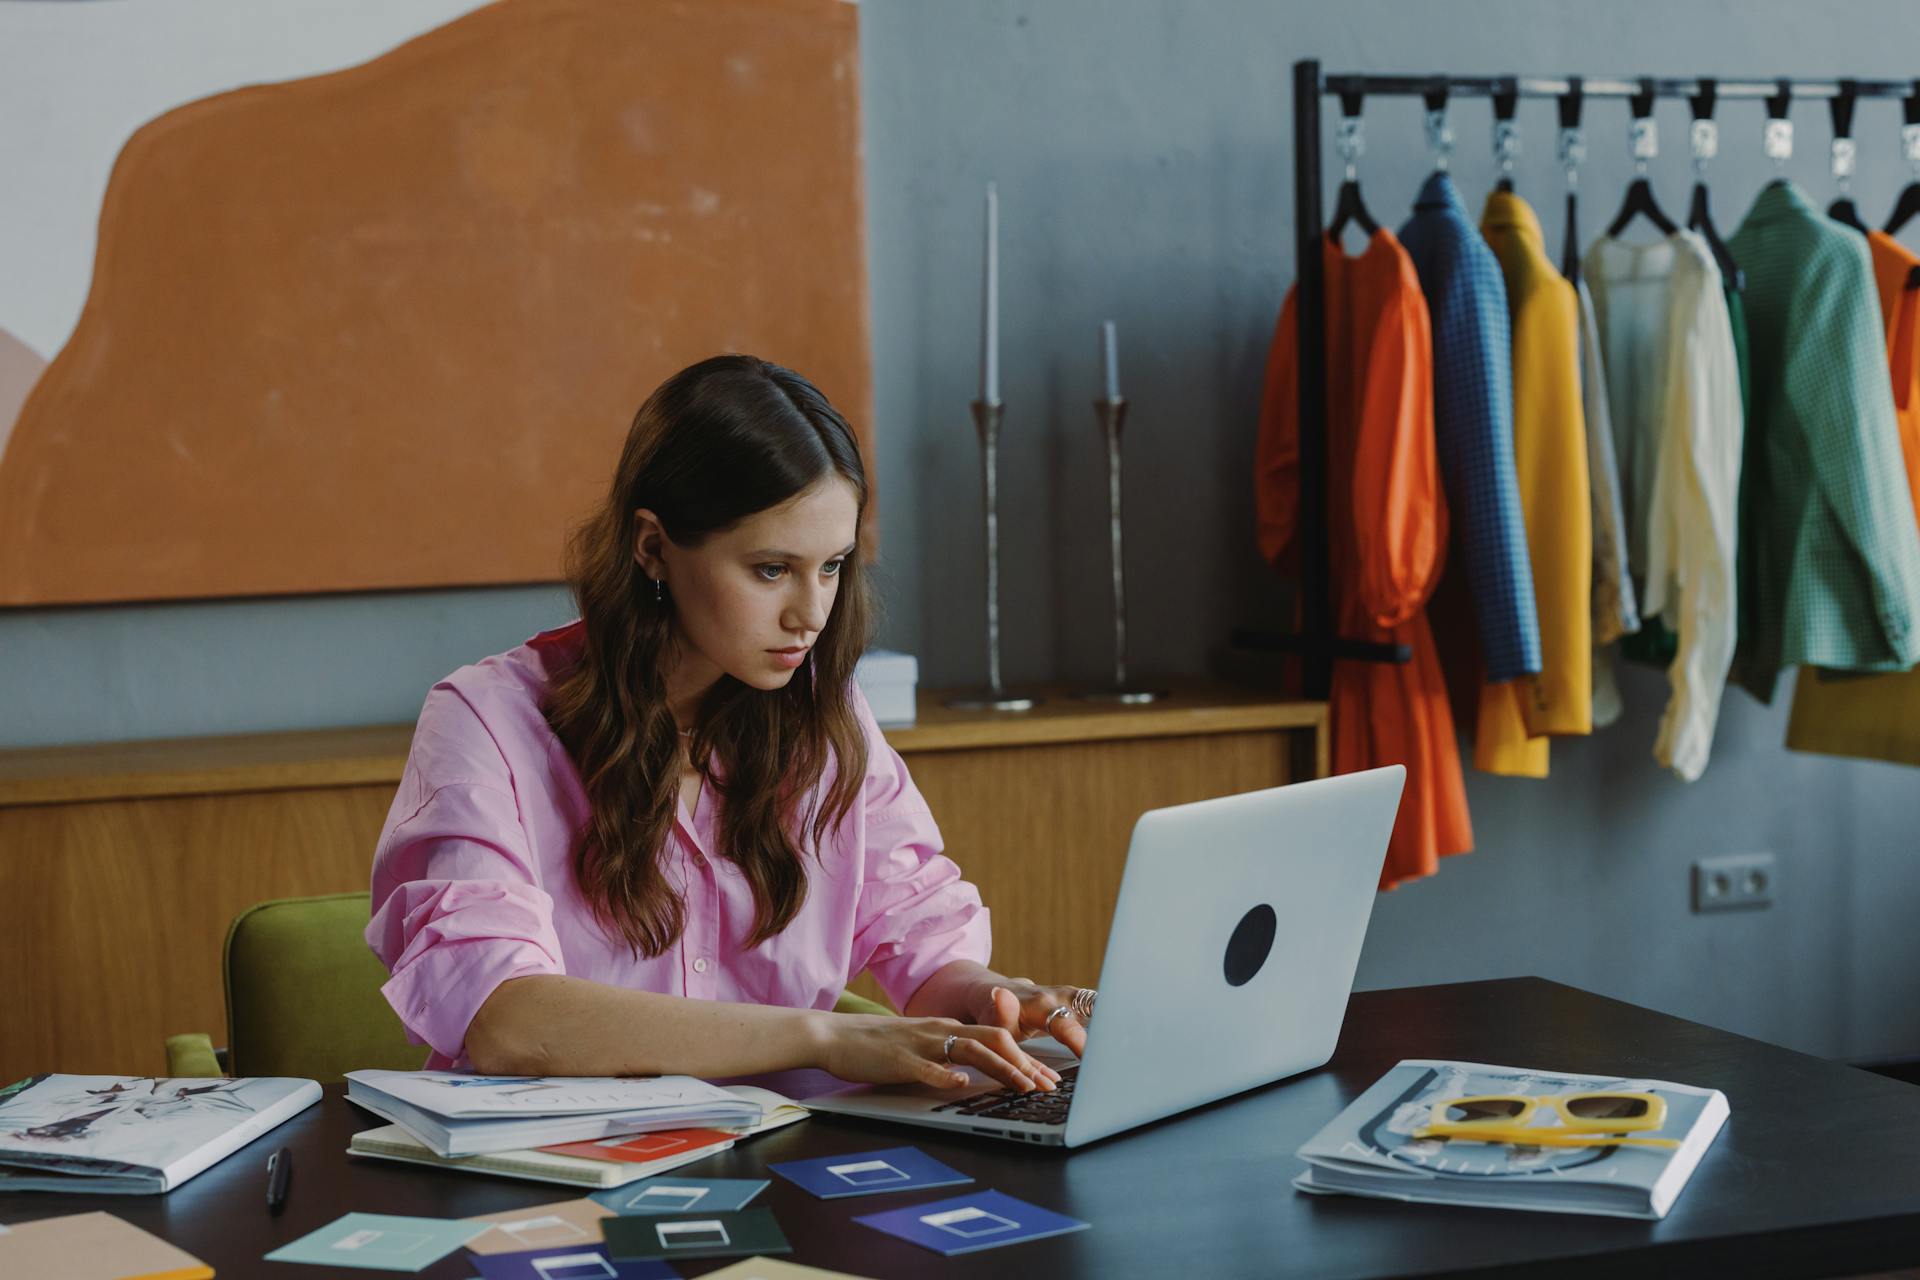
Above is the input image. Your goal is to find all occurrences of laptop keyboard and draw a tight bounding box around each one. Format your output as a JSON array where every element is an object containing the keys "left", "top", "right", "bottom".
[{"left": 929, "top": 1065, "right": 1079, "bottom": 1126}]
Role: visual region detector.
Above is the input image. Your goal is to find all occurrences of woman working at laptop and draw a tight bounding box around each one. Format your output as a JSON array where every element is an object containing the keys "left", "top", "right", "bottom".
[{"left": 366, "top": 355, "right": 1087, "bottom": 1097}]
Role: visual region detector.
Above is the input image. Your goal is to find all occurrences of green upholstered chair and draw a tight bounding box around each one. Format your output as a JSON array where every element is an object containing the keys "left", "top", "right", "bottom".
[
  {"left": 167, "top": 892, "right": 428, "bottom": 1082},
  {"left": 167, "top": 891, "right": 893, "bottom": 1081}
]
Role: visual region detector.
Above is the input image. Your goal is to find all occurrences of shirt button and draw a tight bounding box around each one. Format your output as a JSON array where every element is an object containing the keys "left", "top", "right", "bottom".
[{"left": 693, "top": 958, "right": 709, "bottom": 974}]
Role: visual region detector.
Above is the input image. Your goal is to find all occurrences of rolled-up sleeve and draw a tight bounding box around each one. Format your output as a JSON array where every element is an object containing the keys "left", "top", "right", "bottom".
[
  {"left": 848, "top": 697, "right": 991, "bottom": 1011},
  {"left": 366, "top": 693, "right": 567, "bottom": 1063}
]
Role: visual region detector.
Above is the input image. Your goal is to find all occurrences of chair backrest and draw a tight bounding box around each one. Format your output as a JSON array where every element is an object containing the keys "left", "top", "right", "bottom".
[{"left": 224, "top": 892, "right": 428, "bottom": 1083}]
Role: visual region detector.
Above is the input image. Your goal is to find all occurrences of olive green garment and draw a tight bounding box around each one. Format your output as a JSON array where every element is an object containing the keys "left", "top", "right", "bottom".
[
  {"left": 1620, "top": 281, "right": 1749, "bottom": 671},
  {"left": 1726, "top": 181, "right": 1920, "bottom": 701}
]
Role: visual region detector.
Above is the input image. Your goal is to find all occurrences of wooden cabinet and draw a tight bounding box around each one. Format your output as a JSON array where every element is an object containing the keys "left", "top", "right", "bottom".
[{"left": 0, "top": 686, "right": 1324, "bottom": 1083}]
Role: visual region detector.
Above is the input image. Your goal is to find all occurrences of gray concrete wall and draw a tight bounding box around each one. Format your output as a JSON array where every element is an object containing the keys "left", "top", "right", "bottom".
[{"left": 4, "top": 0, "right": 1917, "bottom": 1061}]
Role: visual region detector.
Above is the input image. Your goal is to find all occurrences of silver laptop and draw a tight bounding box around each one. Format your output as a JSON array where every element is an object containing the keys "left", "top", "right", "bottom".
[{"left": 803, "top": 765, "right": 1405, "bottom": 1148}]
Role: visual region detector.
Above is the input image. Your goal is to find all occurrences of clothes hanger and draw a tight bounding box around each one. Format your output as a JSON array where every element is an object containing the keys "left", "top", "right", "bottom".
[
  {"left": 1606, "top": 78, "right": 1678, "bottom": 237},
  {"left": 1327, "top": 85, "right": 1379, "bottom": 242},
  {"left": 1559, "top": 77, "right": 1585, "bottom": 282},
  {"left": 1762, "top": 78, "right": 1794, "bottom": 188},
  {"left": 1884, "top": 79, "right": 1920, "bottom": 237},
  {"left": 1685, "top": 79, "right": 1745, "bottom": 291},
  {"left": 1422, "top": 78, "right": 1455, "bottom": 178},
  {"left": 1828, "top": 80, "right": 1867, "bottom": 232},
  {"left": 1491, "top": 77, "right": 1519, "bottom": 194}
]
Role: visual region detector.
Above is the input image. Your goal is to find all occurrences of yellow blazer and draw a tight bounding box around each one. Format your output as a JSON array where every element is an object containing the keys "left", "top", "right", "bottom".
[{"left": 1477, "top": 192, "right": 1594, "bottom": 777}]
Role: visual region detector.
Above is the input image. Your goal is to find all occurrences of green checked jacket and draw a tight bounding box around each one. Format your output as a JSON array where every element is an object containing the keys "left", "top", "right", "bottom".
[{"left": 1727, "top": 182, "right": 1920, "bottom": 702}]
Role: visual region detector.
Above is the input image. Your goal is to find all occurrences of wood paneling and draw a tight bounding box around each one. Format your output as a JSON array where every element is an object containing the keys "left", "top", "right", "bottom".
[
  {"left": 2, "top": 786, "right": 395, "bottom": 1081},
  {"left": 0, "top": 689, "right": 1323, "bottom": 1082},
  {"left": 0, "top": 725, "right": 414, "bottom": 807}
]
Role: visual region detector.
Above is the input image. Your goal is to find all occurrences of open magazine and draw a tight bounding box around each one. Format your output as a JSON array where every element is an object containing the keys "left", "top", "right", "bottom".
[
  {"left": 344, "top": 1070, "right": 799, "bottom": 1157},
  {"left": 0, "top": 1074, "right": 321, "bottom": 1194},
  {"left": 1294, "top": 1059, "right": 1729, "bottom": 1220}
]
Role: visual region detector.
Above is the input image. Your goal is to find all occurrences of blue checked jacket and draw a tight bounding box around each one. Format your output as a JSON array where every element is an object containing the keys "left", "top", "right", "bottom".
[{"left": 1400, "top": 172, "right": 1543, "bottom": 682}]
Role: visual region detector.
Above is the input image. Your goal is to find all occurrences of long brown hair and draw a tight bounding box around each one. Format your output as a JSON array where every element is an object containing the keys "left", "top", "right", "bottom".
[{"left": 545, "top": 355, "right": 873, "bottom": 957}]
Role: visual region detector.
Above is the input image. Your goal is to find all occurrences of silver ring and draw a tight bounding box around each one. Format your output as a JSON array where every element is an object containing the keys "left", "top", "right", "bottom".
[
  {"left": 1044, "top": 1005, "right": 1074, "bottom": 1030},
  {"left": 942, "top": 1033, "right": 960, "bottom": 1064},
  {"left": 1072, "top": 987, "right": 1097, "bottom": 1025}
]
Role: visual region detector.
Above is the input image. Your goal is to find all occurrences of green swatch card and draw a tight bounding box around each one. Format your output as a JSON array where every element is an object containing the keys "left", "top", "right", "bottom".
[
  {"left": 603, "top": 1207, "right": 791, "bottom": 1262},
  {"left": 263, "top": 1212, "right": 486, "bottom": 1271}
]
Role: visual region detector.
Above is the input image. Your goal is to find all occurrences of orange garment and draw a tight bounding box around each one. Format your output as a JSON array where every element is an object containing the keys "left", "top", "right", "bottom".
[
  {"left": 1256, "top": 231, "right": 1472, "bottom": 890},
  {"left": 1867, "top": 230, "right": 1920, "bottom": 529}
]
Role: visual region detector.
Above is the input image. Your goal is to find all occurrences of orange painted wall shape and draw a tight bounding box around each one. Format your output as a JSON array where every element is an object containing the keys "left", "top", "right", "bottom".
[{"left": 0, "top": 0, "right": 873, "bottom": 606}]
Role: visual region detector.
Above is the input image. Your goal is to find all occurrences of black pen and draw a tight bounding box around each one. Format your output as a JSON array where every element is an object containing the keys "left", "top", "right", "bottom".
[{"left": 266, "top": 1146, "right": 292, "bottom": 1213}]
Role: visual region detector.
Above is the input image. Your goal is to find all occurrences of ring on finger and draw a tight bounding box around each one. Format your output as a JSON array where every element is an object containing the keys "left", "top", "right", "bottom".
[
  {"left": 1044, "top": 1005, "right": 1074, "bottom": 1031},
  {"left": 942, "top": 1033, "right": 960, "bottom": 1064}
]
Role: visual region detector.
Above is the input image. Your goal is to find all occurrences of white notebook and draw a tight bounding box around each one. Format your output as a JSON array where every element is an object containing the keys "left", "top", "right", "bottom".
[
  {"left": 0, "top": 1073, "right": 320, "bottom": 1194},
  {"left": 347, "top": 1122, "right": 734, "bottom": 1189}
]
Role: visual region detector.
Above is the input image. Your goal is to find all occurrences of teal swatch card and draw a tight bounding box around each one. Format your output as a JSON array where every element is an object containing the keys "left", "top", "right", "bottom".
[{"left": 264, "top": 1212, "right": 487, "bottom": 1271}]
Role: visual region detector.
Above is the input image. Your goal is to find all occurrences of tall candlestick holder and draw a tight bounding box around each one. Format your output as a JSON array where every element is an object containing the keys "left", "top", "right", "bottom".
[
  {"left": 1074, "top": 394, "right": 1166, "bottom": 704},
  {"left": 946, "top": 398, "right": 1041, "bottom": 712}
]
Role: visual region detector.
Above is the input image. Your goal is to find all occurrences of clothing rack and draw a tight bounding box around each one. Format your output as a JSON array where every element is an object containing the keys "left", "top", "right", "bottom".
[{"left": 1241, "top": 60, "right": 1920, "bottom": 700}]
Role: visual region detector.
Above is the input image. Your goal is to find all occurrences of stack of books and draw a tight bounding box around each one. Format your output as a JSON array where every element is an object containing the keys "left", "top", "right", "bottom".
[{"left": 345, "top": 1071, "right": 807, "bottom": 1189}]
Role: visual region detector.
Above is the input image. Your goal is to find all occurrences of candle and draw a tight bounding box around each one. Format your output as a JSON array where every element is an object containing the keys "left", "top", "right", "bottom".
[
  {"left": 1101, "top": 320, "right": 1120, "bottom": 400},
  {"left": 982, "top": 182, "right": 999, "bottom": 404}
]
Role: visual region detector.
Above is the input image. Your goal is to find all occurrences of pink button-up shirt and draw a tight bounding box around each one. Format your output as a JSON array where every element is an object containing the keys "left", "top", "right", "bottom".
[{"left": 366, "top": 621, "right": 991, "bottom": 1070}]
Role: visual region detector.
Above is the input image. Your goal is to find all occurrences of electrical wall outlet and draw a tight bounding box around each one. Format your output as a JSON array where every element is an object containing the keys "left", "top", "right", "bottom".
[{"left": 1692, "top": 852, "right": 1776, "bottom": 913}]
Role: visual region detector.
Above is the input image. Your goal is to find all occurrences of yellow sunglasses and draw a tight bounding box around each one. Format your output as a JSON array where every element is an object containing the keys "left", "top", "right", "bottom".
[{"left": 1411, "top": 1091, "right": 1680, "bottom": 1150}]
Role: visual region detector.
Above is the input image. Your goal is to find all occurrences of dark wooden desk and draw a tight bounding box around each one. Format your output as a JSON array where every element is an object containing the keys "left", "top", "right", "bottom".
[{"left": 5, "top": 977, "right": 1919, "bottom": 1279}]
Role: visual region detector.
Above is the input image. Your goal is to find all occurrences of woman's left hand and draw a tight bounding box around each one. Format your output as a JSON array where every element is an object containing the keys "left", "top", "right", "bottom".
[{"left": 965, "top": 977, "right": 1090, "bottom": 1057}]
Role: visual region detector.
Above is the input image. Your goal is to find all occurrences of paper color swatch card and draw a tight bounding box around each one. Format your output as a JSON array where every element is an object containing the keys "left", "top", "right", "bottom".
[
  {"left": 264, "top": 1212, "right": 487, "bottom": 1271},
  {"left": 469, "top": 1242, "right": 679, "bottom": 1280},
  {"left": 853, "top": 1189, "right": 1090, "bottom": 1256},
  {"left": 465, "top": 1199, "right": 614, "bottom": 1254},
  {"left": 699, "top": 1259, "right": 879, "bottom": 1279},
  {"left": 539, "top": 1128, "right": 735, "bottom": 1165},
  {"left": 603, "top": 1207, "right": 791, "bottom": 1262},
  {"left": 0, "top": 1211, "right": 213, "bottom": 1280},
  {"left": 767, "top": 1145, "right": 972, "bottom": 1200},
  {"left": 591, "top": 1175, "right": 770, "bottom": 1215}
]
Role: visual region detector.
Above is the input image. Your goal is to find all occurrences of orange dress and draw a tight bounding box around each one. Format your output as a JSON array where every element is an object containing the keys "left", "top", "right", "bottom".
[
  {"left": 1867, "top": 230, "right": 1920, "bottom": 528},
  {"left": 1256, "top": 231, "right": 1473, "bottom": 890}
]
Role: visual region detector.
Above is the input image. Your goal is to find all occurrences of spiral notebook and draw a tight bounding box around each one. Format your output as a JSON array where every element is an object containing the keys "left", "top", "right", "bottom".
[{"left": 347, "top": 1122, "right": 735, "bottom": 1189}]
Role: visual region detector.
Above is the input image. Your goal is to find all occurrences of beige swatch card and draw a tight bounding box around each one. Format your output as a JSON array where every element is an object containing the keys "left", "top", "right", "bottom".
[
  {"left": 0, "top": 1211, "right": 211, "bottom": 1279},
  {"left": 700, "top": 1258, "right": 879, "bottom": 1280},
  {"left": 462, "top": 1197, "right": 612, "bottom": 1254}
]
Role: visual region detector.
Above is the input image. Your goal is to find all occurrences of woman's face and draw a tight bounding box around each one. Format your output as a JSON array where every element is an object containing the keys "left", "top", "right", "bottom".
[{"left": 640, "top": 475, "right": 860, "bottom": 697}]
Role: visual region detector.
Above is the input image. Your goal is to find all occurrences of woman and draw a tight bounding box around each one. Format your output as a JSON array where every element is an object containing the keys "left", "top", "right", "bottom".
[{"left": 367, "top": 354, "right": 1089, "bottom": 1095}]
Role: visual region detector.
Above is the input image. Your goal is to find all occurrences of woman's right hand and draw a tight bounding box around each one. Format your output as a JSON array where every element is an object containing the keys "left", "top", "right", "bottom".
[{"left": 815, "top": 1013, "right": 1063, "bottom": 1094}]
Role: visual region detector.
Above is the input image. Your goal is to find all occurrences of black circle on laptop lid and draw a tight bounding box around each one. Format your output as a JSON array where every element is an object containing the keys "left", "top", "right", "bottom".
[{"left": 1224, "top": 903, "right": 1278, "bottom": 986}]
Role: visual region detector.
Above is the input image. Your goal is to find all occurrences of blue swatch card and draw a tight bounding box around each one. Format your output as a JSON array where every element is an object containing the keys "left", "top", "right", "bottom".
[
  {"left": 853, "top": 1189, "right": 1090, "bottom": 1256},
  {"left": 590, "top": 1175, "right": 770, "bottom": 1216},
  {"left": 767, "top": 1146, "right": 972, "bottom": 1200},
  {"left": 470, "top": 1243, "right": 679, "bottom": 1280},
  {"left": 263, "top": 1212, "right": 487, "bottom": 1271}
]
